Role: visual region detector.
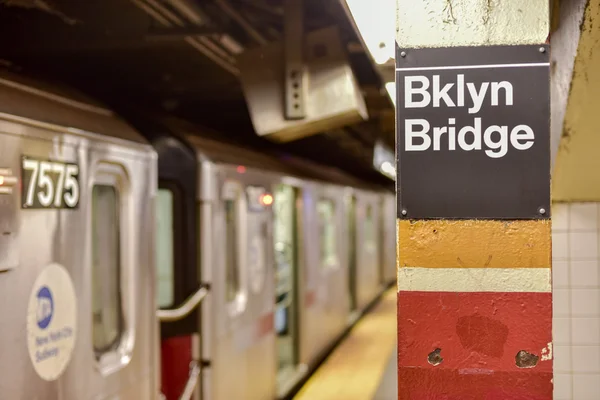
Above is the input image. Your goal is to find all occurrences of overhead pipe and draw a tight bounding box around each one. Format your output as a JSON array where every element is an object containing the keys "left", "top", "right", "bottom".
[
  {"left": 131, "top": 0, "right": 239, "bottom": 75},
  {"left": 164, "top": 0, "right": 240, "bottom": 63},
  {"left": 215, "top": 0, "right": 269, "bottom": 46},
  {"left": 166, "top": 0, "right": 204, "bottom": 25}
]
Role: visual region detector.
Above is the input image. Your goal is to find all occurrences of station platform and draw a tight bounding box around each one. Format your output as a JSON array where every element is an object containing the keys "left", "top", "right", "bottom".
[{"left": 294, "top": 288, "right": 397, "bottom": 400}]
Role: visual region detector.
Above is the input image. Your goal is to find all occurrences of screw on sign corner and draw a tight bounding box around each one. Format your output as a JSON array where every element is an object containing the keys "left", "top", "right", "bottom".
[
  {"left": 538, "top": 207, "right": 546, "bottom": 215},
  {"left": 515, "top": 350, "right": 539, "bottom": 368},
  {"left": 427, "top": 348, "right": 443, "bottom": 366}
]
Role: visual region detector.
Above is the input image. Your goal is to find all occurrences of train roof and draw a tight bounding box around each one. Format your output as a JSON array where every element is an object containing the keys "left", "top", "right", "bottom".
[
  {"left": 279, "top": 154, "right": 387, "bottom": 191},
  {"left": 159, "top": 117, "right": 297, "bottom": 171},
  {"left": 0, "top": 70, "right": 147, "bottom": 145},
  {"left": 0, "top": 72, "right": 392, "bottom": 193},
  {"left": 161, "top": 117, "right": 386, "bottom": 191}
]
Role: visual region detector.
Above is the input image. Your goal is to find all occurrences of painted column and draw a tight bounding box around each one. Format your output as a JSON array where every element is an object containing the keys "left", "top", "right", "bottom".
[{"left": 395, "top": 1, "right": 552, "bottom": 398}]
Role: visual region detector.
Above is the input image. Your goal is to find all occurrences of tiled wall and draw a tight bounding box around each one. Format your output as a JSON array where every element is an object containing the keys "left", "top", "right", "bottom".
[{"left": 553, "top": 202, "right": 600, "bottom": 399}]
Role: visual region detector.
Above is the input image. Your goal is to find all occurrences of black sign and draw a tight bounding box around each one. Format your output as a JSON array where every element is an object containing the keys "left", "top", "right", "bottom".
[
  {"left": 21, "top": 156, "right": 80, "bottom": 209},
  {"left": 396, "top": 44, "right": 550, "bottom": 219}
]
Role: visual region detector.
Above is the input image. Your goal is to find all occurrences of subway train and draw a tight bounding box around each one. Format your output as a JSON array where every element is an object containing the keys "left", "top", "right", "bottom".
[{"left": 0, "top": 71, "right": 395, "bottom": 400}]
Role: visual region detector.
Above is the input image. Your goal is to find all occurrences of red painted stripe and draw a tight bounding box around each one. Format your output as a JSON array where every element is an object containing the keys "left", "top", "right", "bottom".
[
  {"left": 256, "top": 312, "right": 274, "bottom": 339},
  {"left": 161, "top": 335, "right": 193, "bottom": 400},
  {"left": 398, "top": 291, "right": 552, "bottom": 394},
  {"left": 305, "top": 290, "right": 317, "bottom": 308},
  {"left": 398, "top": 368, "right": 553, "bottom": 400}
]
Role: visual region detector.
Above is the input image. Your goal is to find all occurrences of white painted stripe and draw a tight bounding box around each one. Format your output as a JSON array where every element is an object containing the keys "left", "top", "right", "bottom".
[
  {"left": 397, "top": 267, "right": 551, "bottom": 293},
  {"left": 395, "top": 62, "right": 549, "bottom": 72}
]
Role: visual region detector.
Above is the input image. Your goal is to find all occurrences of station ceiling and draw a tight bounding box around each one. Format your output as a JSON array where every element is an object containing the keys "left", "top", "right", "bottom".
[{"left": 0, "top": 0, "right": 394, "bottom": 186}]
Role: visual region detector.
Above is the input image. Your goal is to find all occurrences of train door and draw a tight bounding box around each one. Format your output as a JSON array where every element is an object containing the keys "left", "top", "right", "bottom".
[
  {"left": 273, "top": 184, "right": 301, "bottom": 395},
  {"left": 362, "top": 198, "right": 380, "bottom": 304},
  {"left": 378, "top": 197, "right": 386, "bottom": 285},
  {"left": 209, "top": 178, "right": 275, "bottom": 400},
  {"left": 348, "top": 194, "right": 358, "bottom": 314},
  {"left": 364, "top": 201, "right": 379, "bottom": 287},
  {"left": 150, "top": 136, "right": 203, "bottom": 400}
]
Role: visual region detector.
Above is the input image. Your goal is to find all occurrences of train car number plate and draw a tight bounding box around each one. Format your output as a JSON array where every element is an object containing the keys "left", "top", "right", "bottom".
[{"left": 21, "top": 156, "right": 80, "bottom": 209}]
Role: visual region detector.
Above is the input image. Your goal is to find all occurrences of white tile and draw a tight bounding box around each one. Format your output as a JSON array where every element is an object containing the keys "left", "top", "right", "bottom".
[
  {"left": 554, "top": 317, "right": 571, "bottom": 345},
  {"left": 553, "top": 232, "right": 569, "bottom": 260},
  {"left": 570, "top": 231, "right": 598, "bottom": 259},
  {"left": 554, "top": 260, "right": 570, "bottom": 288},
  {"left": 572, "top": 289, "right": 600, "bottom": 316},
  {"left": 571, "top": 203, "right": 598, "bottom": 231},
  {"left": 572, "top": 346, "right": 600, "bottom": 373},
  {"left": 573, "top": 373, "right": 600, "bottom": 399},
  {"left": 572, "top": 318, "right": 600, "bottom": 345},
  {"left": 554, "top": 344, "right": 572, "bottom": 372},
  {"left": 571, "top": 260, "right": 599, "bottom": 288},
  {"left": 553, "top": 203, "right": 570, "bottom": 231},
  {"left": 554, "top": 372, "right": 572, "bottom": 400},
  {"left": 554, "top": 289, "right": 571, "bottom": 317}
]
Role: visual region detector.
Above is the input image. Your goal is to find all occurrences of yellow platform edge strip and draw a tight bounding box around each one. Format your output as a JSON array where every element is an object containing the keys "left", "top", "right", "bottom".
[
  {"left": 294, "top": 288, "right": 397, "bottom": 400},
  {"left": 397, "top": 219, "right": 551, "bottom": 269}
]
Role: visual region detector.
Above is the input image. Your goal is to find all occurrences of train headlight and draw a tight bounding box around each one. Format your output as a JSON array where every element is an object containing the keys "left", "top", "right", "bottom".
[{"left": 260, "top": 193, "right": 273, "bottom": 206}]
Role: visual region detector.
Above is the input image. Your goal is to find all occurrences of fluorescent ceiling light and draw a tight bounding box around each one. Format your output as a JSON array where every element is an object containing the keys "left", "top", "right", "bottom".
[
  {"left": 380, "top": 161, "right": 397, "bottom": 180},
  {"left": 345, "top": 0, "right": 395, "bottom": 64},
  {"left": 385, "top": 82, "right": 395, "bottom": 106},
  {"left": 373, "top": 141, "right": 396, "bottom": 181}
]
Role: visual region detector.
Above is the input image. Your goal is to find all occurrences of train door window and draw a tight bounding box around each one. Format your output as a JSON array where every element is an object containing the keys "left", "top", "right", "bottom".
[
  {"left": 317, "top": 198, "right": 337, "bottom": 269},
  {"left": 378, "top": 197, "right": 386, "bottom": 284},
  {"left": 225, "top": 199, "right": 239, "bottom": 302},
  {"left": 348, "top": 194, "right": 358, "bottom": 312},
  {"left": 364, "top": 203, "right": 376, "bottom": 254},
  {"left": 248, "top": 217, "right": 269, "bottom": 295},
  {"left": 222, "top": 181, "right": 247, "bottom": 315},
  {"left": 91, "top": 184, "right": 123, "bottom": 357},
  {"left": 155, "top": 189, "right": 175, "bottom": 308},
  {"left": 90, "top": 163, "right": 134, "bottom": 374}
]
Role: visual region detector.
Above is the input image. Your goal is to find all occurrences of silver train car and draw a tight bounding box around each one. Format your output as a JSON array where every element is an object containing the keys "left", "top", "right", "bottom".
[
  {"left": 0, "top": 73, "right": 159, "bottom": 398},
  {"left": 149, "top": 118, "right": 396, "bottom": 400},
  {"left": 0, "top": 71, "right": 395, "bottom": 400}
]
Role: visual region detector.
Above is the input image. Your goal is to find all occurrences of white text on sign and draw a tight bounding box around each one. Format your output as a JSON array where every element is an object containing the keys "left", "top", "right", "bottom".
[{"left": 403, "top": 74, "right": 532, "bottom": 158}]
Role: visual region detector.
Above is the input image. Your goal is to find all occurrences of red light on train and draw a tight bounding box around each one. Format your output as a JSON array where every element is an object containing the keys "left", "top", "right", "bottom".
[
  {"left": 236, "top": 165, "right": 246, "bottom": 174},
  {"left": 260, "top": 193, "right": 273, "bottom": 206}
]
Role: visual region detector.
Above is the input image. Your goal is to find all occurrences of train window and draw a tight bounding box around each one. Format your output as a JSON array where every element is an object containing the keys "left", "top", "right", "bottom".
[
  {"left": 222, "top": 180, "right": 248, "bottom": 315},
  {"left": 365, "top": 204, "right": 377, "bottom": 252},
  {"left": 248, "top": 217, "right": 268, "bottom": 294},
  {"left": 91, "top": 184, "right": 123, "bottom": 357},
  {"left": 317, "top": 199, "right": 338, "bottom": 268},
  {"left": 155, "top": 189, "right": 175, "bottom": 308},
  {"left": 224, "top": 197, "right": 240, "bottom": 302}
]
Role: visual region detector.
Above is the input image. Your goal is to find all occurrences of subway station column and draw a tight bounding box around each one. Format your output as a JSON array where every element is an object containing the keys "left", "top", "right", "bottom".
[{"left": 395, "top": 1, "right": 552, "bottom": 398}]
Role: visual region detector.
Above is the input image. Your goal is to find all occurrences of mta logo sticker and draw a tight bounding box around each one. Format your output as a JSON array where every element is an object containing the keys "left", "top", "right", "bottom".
[{"left": 36, "top": 286, "right": 54, "bottom": 330}]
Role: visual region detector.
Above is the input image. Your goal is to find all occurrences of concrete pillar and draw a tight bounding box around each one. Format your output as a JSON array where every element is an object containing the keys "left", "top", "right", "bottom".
[
  {"left": 550, "top": 1, "right": 600, "bottom": 397},
  {"left": 395, "top": 1, "right": 552, "bottom": 398}
]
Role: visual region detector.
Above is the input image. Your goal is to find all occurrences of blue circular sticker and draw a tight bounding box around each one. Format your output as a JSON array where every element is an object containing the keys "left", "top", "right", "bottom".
[
  {"left": 36, "top": 286, "right": 54, "bottom": 330},
  {"left": 27, "top": 263, "right": 77, "bottom": 381}
]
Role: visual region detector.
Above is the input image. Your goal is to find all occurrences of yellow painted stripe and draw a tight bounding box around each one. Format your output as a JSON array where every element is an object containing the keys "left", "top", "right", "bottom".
[
  {"left": 294, "top": 288, "right": 396, "bottom": 400},
  {"left": 398, "top": 267, "right": 551, "bottom": 292},
  {"left": 398, "top": 219, "right": 551, "bottom": 269}
]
